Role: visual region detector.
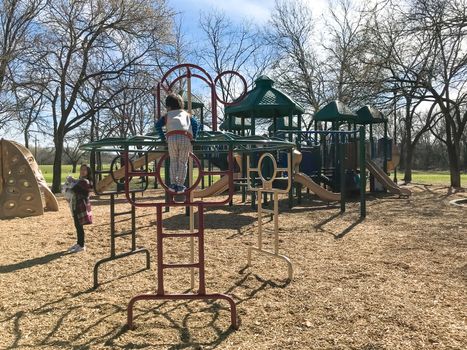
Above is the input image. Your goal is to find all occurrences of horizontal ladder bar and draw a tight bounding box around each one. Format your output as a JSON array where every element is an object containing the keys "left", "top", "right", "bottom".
[
  {"left": 114, "top": 231, "right": 134, "bottom": 238},
  {"left": 162, "top": 263, "right": 200, "bottom": 269},
  {"left": 162, "top": 232, "right": 200, "bottom": 238},
  {"left": 114, "top": 210, "right": 133, "bottom": 217}
]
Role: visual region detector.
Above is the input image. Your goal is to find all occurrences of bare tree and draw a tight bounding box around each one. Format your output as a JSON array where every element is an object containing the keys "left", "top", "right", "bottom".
[
  {"left": 101, "top": 70, "right": 154, "bottom": 138},
  {"left": 12, "top": 86, "right": 48, "bottom": 148},
  {"left": 362, "top": 0, "right": 449, "bottom": 182},
  {"left": 407, "top": 0, "right": 467, "bottom": 188},
  {"left": 0, "top": 0, "right": 45, "bottom": 129},
  {"left": 267, "top": 0, "right": 326, "bottom": 129},
  {"left": 399, "top": 96, "right": 440, "bottom": 182},
  {"left": 197, "top": 9, "right": 271, "bottom": 127},
  {"left": 63, "top": 128, "right": 88, "bottom": 173},
  {"left": 32, "top": 0, "right": 173, "bottom": 192},
  {"left": 323, "top": 0, "right": 378, "bottom": 106}
]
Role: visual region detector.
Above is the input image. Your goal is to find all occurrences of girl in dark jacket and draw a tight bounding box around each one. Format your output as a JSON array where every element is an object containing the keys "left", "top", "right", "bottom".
[{"left": 68, "top": 164, "right": 93, "bottom": 253}]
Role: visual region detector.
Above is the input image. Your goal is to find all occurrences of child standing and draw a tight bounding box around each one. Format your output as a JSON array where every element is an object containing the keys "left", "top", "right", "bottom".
[
  {"left": 155, "top": 93, "right": 199, "bottom": 193},
  {"left": 65, "top": 164, "right": 93, "bottom": 253}
]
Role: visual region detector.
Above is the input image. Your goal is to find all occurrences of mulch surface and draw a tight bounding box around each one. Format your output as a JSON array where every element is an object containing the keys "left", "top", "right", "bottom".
[{"left": 1, "top": 185, "right": 466, "bottom": 349}]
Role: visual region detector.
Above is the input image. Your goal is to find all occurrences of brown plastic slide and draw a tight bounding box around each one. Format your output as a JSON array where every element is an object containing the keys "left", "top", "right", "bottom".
[
  {"left": 0, "top": 139, "right": 59, "bottom": 219},
  {"left": 193, "top": 176, "right": 230, "bottom": 198},
  {"left": 95, "top": 151, "right": 165, "bottom": 193},
  {"left": 294, "top": 172, "right": 341, "bottom": 202},
  {"left": 193, "top": 173, "right": 243, "bottom": 198},
  {"left": 193, "top": 153, "right": 243, "bottom": 198},
  {"left": 366, "top": 159, "right": 411, "bottom": 196}
]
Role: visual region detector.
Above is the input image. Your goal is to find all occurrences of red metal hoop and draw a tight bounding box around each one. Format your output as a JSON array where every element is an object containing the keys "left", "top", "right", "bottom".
[
  {"left": 155, "top": 152, "right": 202, "bottom": 193},
  {"left": 213, "top": 70, "right": 248, "bottom": 106}
]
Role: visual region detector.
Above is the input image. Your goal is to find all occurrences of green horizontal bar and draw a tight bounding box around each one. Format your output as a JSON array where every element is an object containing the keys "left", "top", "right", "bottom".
[{"left": 80, "top": 131, "right": 295, "bottom": 152}]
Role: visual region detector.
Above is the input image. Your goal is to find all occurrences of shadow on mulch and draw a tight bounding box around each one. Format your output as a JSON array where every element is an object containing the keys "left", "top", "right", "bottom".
[
  {"left": 0, "top": 251, "right": 67, "bottom": 274},
  {"left": 105, "top": 271, "right": 289, "bottom": 350},
  {"left": 161, "top": 212, "right": 256, "bottom": 231}
]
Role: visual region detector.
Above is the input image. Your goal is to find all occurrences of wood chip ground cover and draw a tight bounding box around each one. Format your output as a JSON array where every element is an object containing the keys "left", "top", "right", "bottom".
[{"left": 0, "top": 185, "right": 465, "bottom": 349}]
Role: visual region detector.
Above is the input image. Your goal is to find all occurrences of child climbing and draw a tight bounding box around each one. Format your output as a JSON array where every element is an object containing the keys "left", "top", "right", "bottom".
[{"left": 155, "top": 93, "right": 199, "bottom": 193}]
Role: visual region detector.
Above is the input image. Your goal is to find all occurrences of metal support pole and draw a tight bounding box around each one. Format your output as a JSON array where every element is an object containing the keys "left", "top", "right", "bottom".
[
  {"left": 339, "top": 134, "right": 346, "bottom": 213},
  {"left": 359, "top": 126, "right": 366, "bottom": 218}
]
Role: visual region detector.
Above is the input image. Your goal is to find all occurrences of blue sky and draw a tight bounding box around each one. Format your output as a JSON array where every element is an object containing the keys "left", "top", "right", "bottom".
[
  {"left": 168, "top": 0, "right": 329, "bottom": 41},
  {"left": 1, "top": 0, "right": 331, "bottom": 144},
  {"left": 168, "top": 0, "right": 277, "bottom": 25}
]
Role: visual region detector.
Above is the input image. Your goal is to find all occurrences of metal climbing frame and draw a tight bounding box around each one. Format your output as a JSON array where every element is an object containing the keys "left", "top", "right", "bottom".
[
  {"left": 122, "top": 149, "right": 238, "bottom": 329},
  {"left": 91, "top": 153, "right": 151, "bottom": 289},
  {"left": 246, "top": 151, "right": 294, "bottom": 281},
  {"left": 92, "top": 193, "right": 151, "bottom": 289}
]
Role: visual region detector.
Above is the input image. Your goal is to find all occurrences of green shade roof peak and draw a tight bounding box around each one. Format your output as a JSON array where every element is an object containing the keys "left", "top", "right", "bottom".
[
  {"left": 224, "top": 76, "right": 305, "bottom": 118},
  {"left": 255, "top": 75, "right": 274, "bottom": 87},
  {"left": 313, "top": 100, "right": 357, "bottom": 122},
  {"left": 355, "top": 105, "right": 386, "bottom": 124}
]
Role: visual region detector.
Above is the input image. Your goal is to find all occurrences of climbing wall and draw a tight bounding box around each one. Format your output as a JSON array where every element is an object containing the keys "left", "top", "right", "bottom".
[{"left": 0, "top": 139, "right": 58, "bottom": 219}]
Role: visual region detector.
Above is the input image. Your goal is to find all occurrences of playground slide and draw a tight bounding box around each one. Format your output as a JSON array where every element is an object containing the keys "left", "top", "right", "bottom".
[
  {"left": 294, "top": 172, "right": 341, "bottom": 202},
  {"left": 193, "top": 176, "right": 230, "bottom": 198},
  {"left": 95, "top": 151, "right": 165, "bottom": 193},
  {"left": 193, "top": 154, "right": 243, "bottom": 198},
  {"left": 366, "top": 159, "right": 411, "bottom": 196}
]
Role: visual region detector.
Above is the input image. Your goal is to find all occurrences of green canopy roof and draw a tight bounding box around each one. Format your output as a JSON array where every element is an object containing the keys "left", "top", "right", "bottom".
[
  {"left": 313, "top": 100, "right": 357, "bottom": 122},
  {"left": 220, "top": 116, "right": 252, "bottom": 131},
  {"left": 180, "top": 91, "right": 204, "bottom": 110},
  {"left": 355, "top": 105, "right": 386, "bottom": 125},
  {"left": 267, "top": 116, "right": 299, "bottom": 132},
  {"left": 224, "top": 76, "right": 305, "bottom": 118}
]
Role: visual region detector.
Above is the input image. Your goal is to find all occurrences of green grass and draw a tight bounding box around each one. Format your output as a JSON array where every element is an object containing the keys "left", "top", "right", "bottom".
[
  {"left": 40, "top": 165, "right": 465, "bottom": 187},
  {"left": 39, "top": 165, "right": 80, "bottom": 185},
  {"left": 402, "top": 170, "right": 467, "bottom": 185},
  {"left": 39, "top": 165, "right": 221, "bottom": 186}
]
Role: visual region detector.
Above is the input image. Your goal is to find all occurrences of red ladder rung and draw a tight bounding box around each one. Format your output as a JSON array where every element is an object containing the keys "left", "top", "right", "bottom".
[
  {"left": 162, "top": 263, "right": 200, "bottom": 269},
  {"left": 162, "top": 232, "right": 199, "bottom": 238}
]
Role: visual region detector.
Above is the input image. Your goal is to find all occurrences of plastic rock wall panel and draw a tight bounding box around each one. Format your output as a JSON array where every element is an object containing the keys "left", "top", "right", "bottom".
[{"left": 0, "top": 139, "right": 44, "bottom": 219}]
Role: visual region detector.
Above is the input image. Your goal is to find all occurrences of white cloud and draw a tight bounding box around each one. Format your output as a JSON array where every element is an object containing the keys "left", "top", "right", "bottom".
[
  {"left": 170, "top": 0, "right": 274, "bottom": 23},
  {"left": 169, "top": 0, "right": 331, "bottom": 25}
]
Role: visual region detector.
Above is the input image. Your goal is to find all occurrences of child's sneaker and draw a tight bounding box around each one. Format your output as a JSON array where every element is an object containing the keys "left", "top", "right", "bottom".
[
  {"left": 68, "top": 244, "right": 79, "bottom": 252},
  {"left": 176, "top": 185, "right": 186, "bottom": 194},
  {"left": 168, "top": 184, "right": 177, "bottom": 193},
  {"left": 74, "top": 245, "right": 86, "bottom": 253}
]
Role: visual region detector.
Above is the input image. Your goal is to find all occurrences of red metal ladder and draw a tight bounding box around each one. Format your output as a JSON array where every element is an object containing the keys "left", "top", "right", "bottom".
[{"left": 125, "top": 152, "right": 237, "bottom": 329}]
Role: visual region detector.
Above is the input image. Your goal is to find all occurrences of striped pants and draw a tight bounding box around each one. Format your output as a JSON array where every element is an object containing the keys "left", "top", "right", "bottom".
[{"left": 167, "top": 135, "right": 192, "bottom": 186}]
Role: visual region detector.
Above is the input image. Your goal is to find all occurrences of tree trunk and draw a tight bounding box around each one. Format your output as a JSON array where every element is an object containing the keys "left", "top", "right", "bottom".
[
  {"left": 403, "top": 143, "right": 415, "bottom": 183},
  {"left": 52, "top": 135, "right": 64, "bottom": 193},
  {"left": 446, "top": 141, "right": 461, "bottom": 188},
  {"left": 24, "top": 129, "right": 29, "bottom": 149},
  {"left": 72, "top": 161, "right": 77, "bottom": 173},
  {"left": 463, "top": 138, "right": 467, "bottom": 171}
]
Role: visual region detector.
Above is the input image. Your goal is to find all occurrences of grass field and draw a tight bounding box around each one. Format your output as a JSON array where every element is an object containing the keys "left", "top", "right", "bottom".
[
  {"left": 403, "top": 170, "right": 467, "bottom": 185},
  {"left": 40, "top": 165, "right": 467, "bottom": 187},
  {"left": 39, "top": 165, "right": 220, "bottom": 186},
  {"left": 39, "top": 165, "right": 80, "bottom": 184}
]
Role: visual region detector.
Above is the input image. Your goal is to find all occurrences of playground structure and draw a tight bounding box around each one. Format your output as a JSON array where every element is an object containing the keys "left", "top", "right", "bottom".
[
  {"left": 82, "top": 133, "right": 295, "bottom": 330},
  {"left": 221, "top": 77, "right": 370, "bottom": 214},
  {"left": 81, "top": 63, "right": 297, "bottom": 330},
  {"left": 77, "top": 66, "right": 415, "bottom": 332},
  {"left": 0, "top": 139, "right": 58, "bottom": 219},
  {"left": 246, "top": 152, "right": 294, "bottom": 281}
]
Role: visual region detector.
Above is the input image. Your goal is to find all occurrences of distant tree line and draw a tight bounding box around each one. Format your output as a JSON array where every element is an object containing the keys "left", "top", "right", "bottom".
[{"left": 1, "top": 0, "right": 466, "bottom": 190}]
